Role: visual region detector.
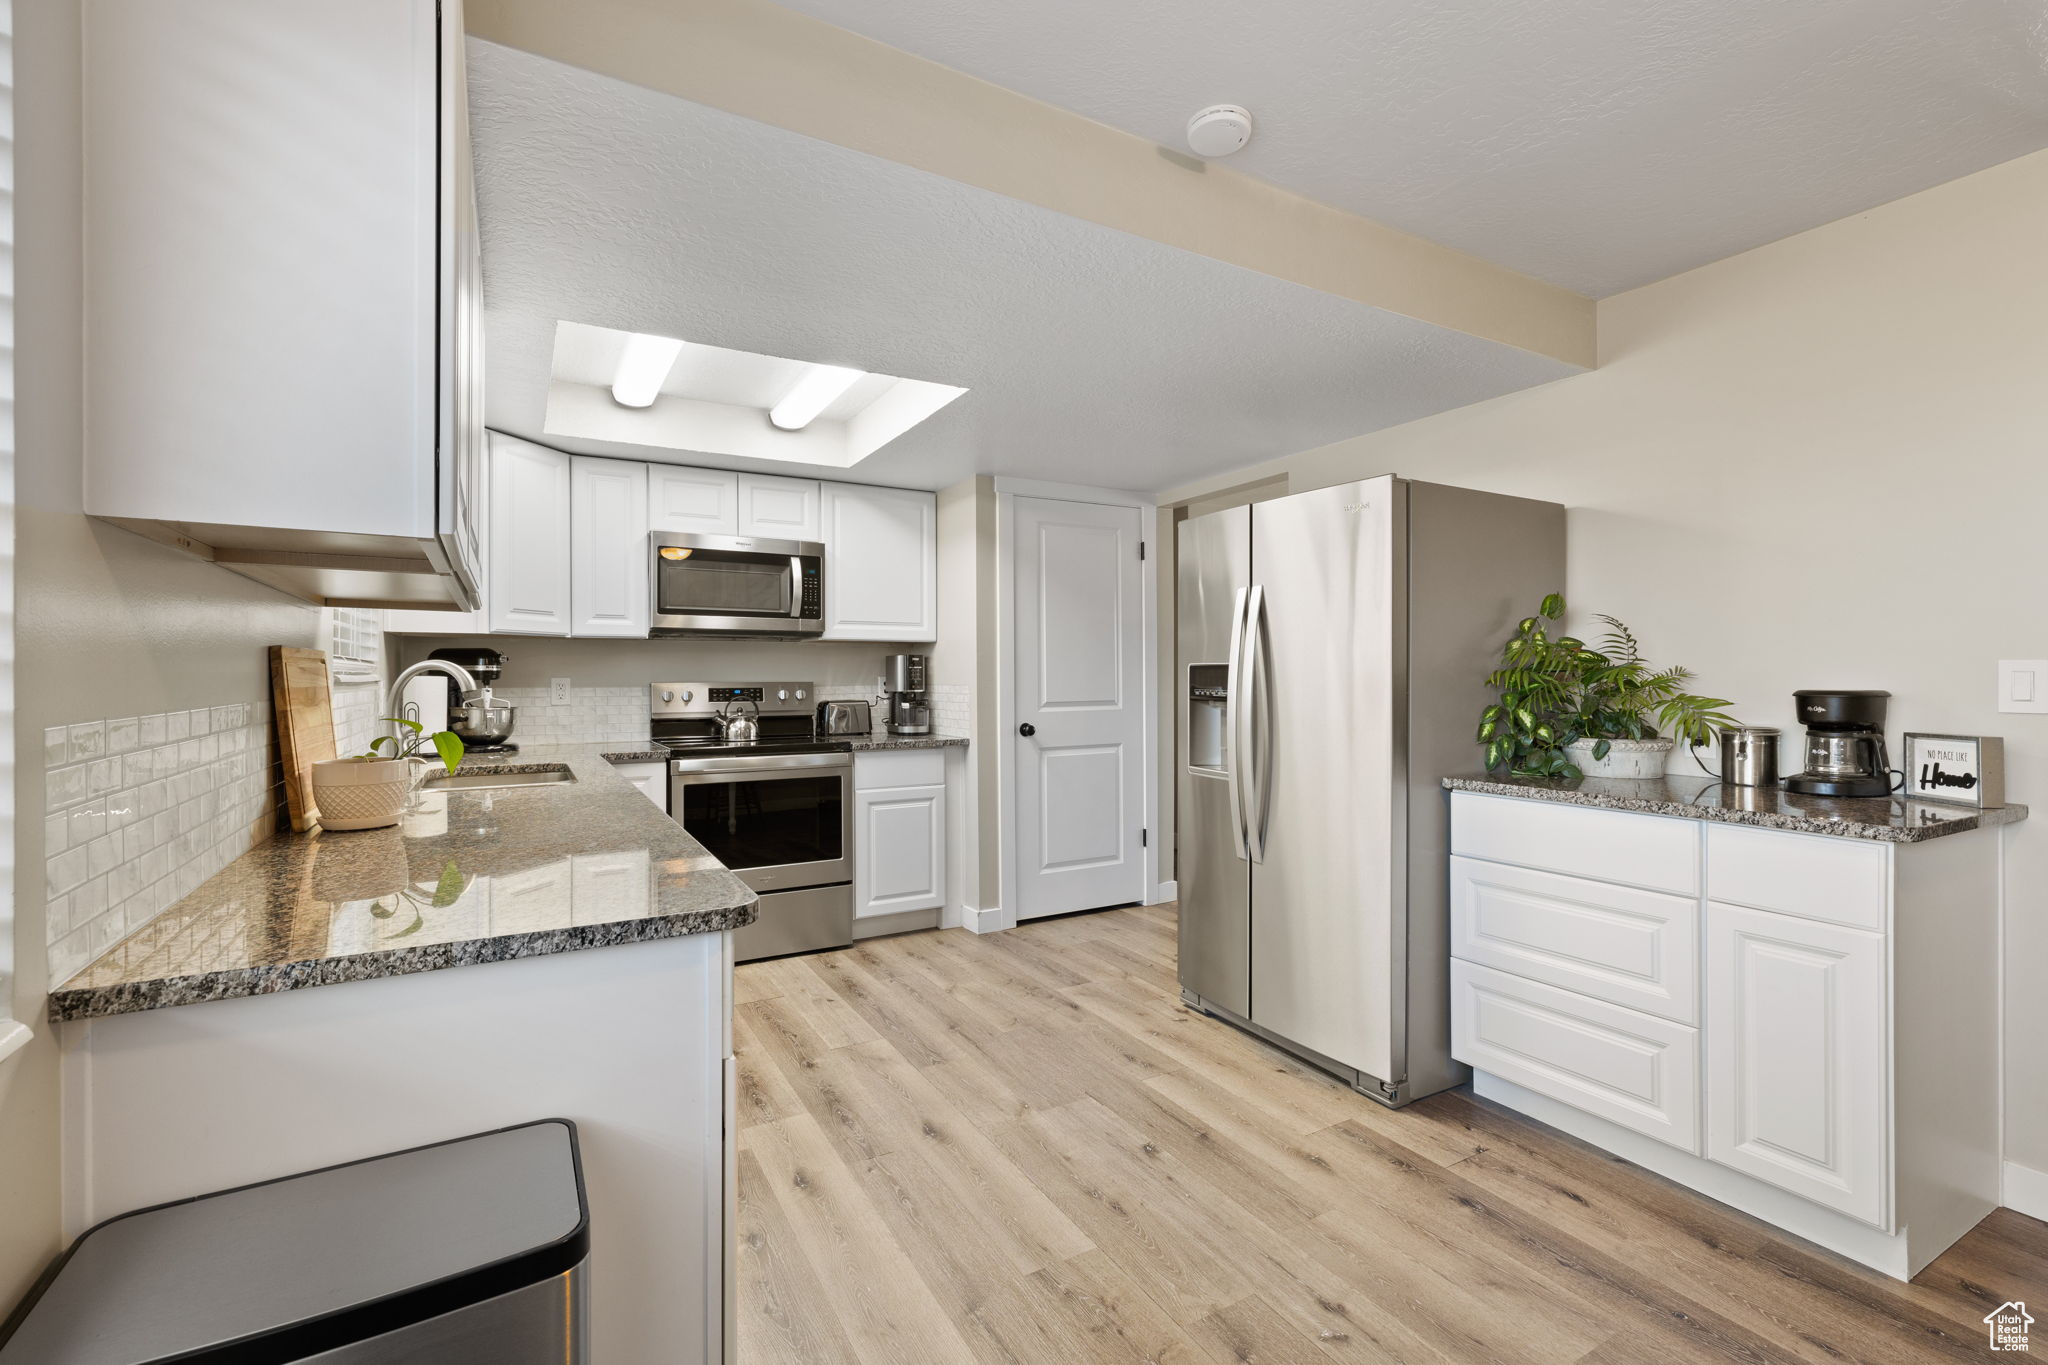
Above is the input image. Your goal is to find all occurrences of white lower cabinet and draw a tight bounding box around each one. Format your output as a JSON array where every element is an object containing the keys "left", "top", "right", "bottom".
[
  {"left": 1705, "top": 902, "right": 1887, "bottom": 1225},
  {"left": 612, "top": 761, "right": 669, "bottom": 812},
  {"left": 1451, "top": 959, "right": 1699, "bottom": 1151},
  {"left": 853, "top": 750, "right": 946, "bottom": 918},
  {"left": 1448, "top": 791, "right": 2000, "bottom": 1279}
]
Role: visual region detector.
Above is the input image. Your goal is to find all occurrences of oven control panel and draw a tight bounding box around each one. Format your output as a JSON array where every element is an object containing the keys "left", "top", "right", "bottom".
[
  {"left": 652, "top": 682, "right": 818, "bottom": 718},
  {"left": 799, "top": 565, "right": 822, "bottom": 618},
  {"left": 708, "top": 687, "right": 762, "bottom": 703}
]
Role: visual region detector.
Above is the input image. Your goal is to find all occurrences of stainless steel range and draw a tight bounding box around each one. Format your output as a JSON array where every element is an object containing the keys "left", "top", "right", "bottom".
[{"left": 651, "top": 682, "right": 852, "bottom": 962}]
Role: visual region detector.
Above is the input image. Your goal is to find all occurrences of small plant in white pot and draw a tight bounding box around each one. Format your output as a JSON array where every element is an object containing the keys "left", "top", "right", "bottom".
[
  {"left": 1476, "top": 594, "right": 1737, "bottom": 781},
  {"left": 310, "top": 719, "right": 465, "bottom": 832}
]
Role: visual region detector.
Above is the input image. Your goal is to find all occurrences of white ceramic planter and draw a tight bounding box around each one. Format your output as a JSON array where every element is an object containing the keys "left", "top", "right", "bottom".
[
  {"left": 1566, "top": 736, "right": 1674, "bottom": 780},
  {"left": 310, "top": 756, "right": 413, "bottom": 831}
]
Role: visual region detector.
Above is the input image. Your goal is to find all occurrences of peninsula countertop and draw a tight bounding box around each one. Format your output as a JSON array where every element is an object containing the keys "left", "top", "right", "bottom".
[
  {"left": 1443, "top": 771, "right": 2028, "bottom": 843},
  {"left": 49, "top": 745, "right": 758, "bottom": 1023}
]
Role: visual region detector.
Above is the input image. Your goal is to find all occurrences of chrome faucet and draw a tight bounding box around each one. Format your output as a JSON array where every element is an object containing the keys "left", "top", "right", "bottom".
[{"left": 387, "top": 660, "right": 482, "bottom": 727}]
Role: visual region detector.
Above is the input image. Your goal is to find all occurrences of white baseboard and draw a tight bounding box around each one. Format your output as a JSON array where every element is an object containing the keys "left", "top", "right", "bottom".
[
  {"left": 960, "top": 904, "right": 1016, "bottom": 935},
  {"left": 2004, "top": 1161, "right": 2048, "bottom": 1221},
  {"left": 1147, "top": 879, "right": 1178, "bottom": 906}
]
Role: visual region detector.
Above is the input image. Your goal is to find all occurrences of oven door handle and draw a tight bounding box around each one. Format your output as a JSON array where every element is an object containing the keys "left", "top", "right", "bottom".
[{"left": 669, "top": 751, "right": 852, "bottom": 775}]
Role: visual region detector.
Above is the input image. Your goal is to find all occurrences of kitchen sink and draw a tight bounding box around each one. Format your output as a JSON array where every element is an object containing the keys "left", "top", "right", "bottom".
[{"left": 424, "top": 765, "right": 577, "bottom": 791}]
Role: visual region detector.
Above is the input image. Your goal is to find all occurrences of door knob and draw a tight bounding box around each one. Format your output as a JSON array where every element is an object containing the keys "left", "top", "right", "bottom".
[{"left": 1019, "top": 723, "right": 1036, "bottom": 737}]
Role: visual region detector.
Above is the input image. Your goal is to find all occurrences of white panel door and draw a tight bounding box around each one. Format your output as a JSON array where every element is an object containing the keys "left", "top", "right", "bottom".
[
  {"left": 820, "top": 484, "right": 937, "bottom": 642},
  {"left": 570, "top": 456, "right": 650, "bottom": 637},
  {"left": 854, "top": 785, "right": 945, "bottom": 917},
  {"left": 737, "top": 473, "right": 821, "bottom": 540},
  {"left": 1707, "top": 902, "right": 1890, "bottom": 1227},
  {"left": 649, "top": 465, "right": 739, "bottom": 536},
  {"left": 1013, "top": 496, "right": 1144, "bottom": 919},
  {"left": 486, "top": 435, "right": 571, "bottom": 636}
]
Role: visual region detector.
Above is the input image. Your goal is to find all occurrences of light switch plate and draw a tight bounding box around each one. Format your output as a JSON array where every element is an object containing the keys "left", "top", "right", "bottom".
[
  {"left": 1998, "top": 660, "right": 2048, "bottom": 713},
  {"left": 550, "top": 677, "right": 572, "bottom": 706}
]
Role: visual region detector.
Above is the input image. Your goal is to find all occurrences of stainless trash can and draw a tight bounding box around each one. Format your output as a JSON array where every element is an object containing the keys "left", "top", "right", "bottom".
[{"left": 0, "top": 1119, "right": 589, "bottom": 1363}]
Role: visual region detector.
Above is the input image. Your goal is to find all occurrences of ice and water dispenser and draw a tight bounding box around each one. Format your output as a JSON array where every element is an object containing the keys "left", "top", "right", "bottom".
[{"left": 1187, "top": 664, "right": 1230, "bottom": 774}]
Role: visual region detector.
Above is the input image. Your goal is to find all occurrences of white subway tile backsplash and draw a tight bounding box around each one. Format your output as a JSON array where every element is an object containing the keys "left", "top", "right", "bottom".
[
  {"left": 488, "top": 686, "right": 652, "bottom": 746},
  {"left": 44, "top": 696, "right": 284, "bottom": 984}
]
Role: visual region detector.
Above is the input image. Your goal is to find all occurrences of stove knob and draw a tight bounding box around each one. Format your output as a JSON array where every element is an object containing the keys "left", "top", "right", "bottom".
[
  {"left": 795, "top": 688, "right": 807, "bottom": 701},
  {"left": 681, "top": 690, "right": 693, "bottom": 703},
  {"left": 777, "top": 689, "right": 789, "bottom": 701},
  {"left": 661, "top": 690, "right": 674, "bottom": 703}
]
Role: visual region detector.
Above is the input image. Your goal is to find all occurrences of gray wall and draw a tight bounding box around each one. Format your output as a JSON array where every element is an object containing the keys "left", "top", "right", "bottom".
[{"left": 3, "top": 0, "right": 322, "bottom": 1304}]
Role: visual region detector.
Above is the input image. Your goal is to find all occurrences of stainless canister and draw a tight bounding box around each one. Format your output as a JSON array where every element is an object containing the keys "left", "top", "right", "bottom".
[{"left": 1719, "top": 726, "right": 1781, "bottom": 787}]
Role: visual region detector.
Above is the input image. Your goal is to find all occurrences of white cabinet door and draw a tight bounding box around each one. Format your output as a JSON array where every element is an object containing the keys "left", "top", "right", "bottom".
[
  {"left": 611, "top": 762, "right": 669, "bottom": 811},
  {"left": 737, "top": 473, "right": 821, "bottom": 541},
  {"left": 819, "top": 484, "right": 937, "bottom": 642},
  {"left": 571, "top": 457, "right": 650, "bottom": 637},
  {"left": 486, "top": 435, "right": 571, "bottom": 635},
  {"left": 649, "top": 465, "right": 740, "bottom": 536},
  {"left": 1706, "top": 902, "right": 1889, "bottom": 1227},
  {"left": 854, "top": 784, "right": 944, "bottom": 918}
]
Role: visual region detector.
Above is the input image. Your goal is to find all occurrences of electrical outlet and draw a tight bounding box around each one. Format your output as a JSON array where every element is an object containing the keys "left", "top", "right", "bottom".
[{"left": 550, "top": 677, "right": 572, "bottom": 706}]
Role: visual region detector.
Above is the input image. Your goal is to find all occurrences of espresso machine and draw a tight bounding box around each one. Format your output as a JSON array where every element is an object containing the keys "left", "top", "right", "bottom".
[
  {"left": 1782, "top": 688, "right": 1895, "bottom": 797},
  {"left": 883, "top": 653, "right": 930, "bottom": 735}
]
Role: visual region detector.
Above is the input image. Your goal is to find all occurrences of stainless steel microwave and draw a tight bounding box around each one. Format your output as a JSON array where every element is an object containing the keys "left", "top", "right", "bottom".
[{"left": 649, "top": 532, "right": 825, "bottom": 638}]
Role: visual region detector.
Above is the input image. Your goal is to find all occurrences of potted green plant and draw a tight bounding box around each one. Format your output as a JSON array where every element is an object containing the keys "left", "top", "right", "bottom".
[
  {"left": 310, "top": 718, "right": 465, "bottom": 832},
  {"left": 1476, "top": 594, "right": 1736, "bottom": 781}
]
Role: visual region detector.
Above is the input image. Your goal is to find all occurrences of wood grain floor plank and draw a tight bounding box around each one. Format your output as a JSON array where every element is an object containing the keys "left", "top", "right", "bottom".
[
  {"left": 734, "top": 1148, "right": 863, "bottom": 1365},
  {"left": 733, "top": 905, "right": 2047, "bottom": 1365},
  {"left": 742, "top": 1112, "right": 979, "bottom": 1365}
]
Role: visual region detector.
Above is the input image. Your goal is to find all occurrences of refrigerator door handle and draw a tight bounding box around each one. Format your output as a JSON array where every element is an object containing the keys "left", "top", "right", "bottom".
[
  {"left": 1223, "top": 586, "right": 1249, "bottom": 860},
  {"left": 1243, "top": 583, "right": 1269, "bottom": 863}
]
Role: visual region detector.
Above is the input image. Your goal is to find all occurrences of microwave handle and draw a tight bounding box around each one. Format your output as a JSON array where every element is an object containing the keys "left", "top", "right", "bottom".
[{"left": 789, "top": 557, "right": 804, "bottom": 617}]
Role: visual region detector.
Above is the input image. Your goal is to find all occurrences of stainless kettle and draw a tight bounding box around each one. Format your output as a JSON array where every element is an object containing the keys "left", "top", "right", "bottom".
[{"left": 718, "top": 697, "right": 760, "bottom": 743}]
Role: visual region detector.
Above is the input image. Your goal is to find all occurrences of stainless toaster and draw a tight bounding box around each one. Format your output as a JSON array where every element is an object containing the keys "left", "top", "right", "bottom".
[{"left": 815, "top": 700, "right": 872, "bottom": 735}]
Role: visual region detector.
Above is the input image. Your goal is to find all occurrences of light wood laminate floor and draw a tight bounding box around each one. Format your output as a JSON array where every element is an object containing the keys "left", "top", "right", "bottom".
[{"left": 734, "top": 903, "right": 2047, "bottom": 1364}]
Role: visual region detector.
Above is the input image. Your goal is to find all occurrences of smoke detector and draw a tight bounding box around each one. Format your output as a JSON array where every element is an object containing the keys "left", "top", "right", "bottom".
[{"left": 1186, "top": 104, "right": 1254, "bottom": 158}]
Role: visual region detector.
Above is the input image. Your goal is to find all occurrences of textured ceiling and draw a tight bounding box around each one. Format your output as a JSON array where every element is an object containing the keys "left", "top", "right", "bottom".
[
  {"left": 469, "top": 40, "right": 1578, "bottom": 493},
  {"left": 768, "top": 0, "right": 2048, "bottom": 296}
]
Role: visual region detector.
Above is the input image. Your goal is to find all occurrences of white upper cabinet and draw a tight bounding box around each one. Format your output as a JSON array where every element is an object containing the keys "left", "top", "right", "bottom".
[
  {"left": 81, "top": 0, "right": 481, "bottom": 611},
  {"left": 737, "top": 474, "right": 822, "bottom": 541},
  {"left": 487, "top": 436, "right": 572, "bottom": 636},
  {"left": 571, "top": 457, "right": 651, "bottom": 637},
  {"left": 649, "top": 466, "right": 741, "bottom": 537},
  {"left": 819, "top": 485, "right": 937, "bottom": 642}
]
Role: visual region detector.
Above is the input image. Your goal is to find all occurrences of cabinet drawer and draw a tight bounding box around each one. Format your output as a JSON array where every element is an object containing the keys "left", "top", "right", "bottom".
[
  {"left": 1451, "top": 857, "right": 1697, "bottom": 1023},
  {"left": 855, "top": 748, "right": 946, "bottom": 791},
  {"left": 1451, "top": 793, "right": 1698, "bottom": 894},
  {"left": 1452, "top": 959, "right": 1700, "bottom": 1152},
  {"left": 1705, "top": 824, "right": 1888, "bottom": 931}
]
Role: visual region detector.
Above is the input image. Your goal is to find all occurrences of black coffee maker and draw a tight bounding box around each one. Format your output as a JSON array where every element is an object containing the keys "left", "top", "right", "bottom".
[{"left": 1783, "top": 689, "right": 1895, "bottom": 797}]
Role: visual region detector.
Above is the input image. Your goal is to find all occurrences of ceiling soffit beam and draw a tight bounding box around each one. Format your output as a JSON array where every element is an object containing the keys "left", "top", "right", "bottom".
[{"left": 466, "top": 0, "right": 1596, "bottom": 369}]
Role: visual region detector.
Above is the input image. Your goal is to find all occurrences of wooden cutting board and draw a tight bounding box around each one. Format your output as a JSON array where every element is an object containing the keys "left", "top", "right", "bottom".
[{"left": 271, "top": 646, "right": 337, "bottom": 833}]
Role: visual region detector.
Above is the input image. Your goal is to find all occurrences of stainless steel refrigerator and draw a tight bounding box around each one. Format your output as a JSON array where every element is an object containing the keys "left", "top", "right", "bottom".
[{"left": 1176, "top": 475, "right": 1564, "bottom": 1105}]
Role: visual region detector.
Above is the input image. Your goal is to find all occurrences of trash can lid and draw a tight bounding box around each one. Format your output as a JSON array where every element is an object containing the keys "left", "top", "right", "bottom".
[{"left": 0, "top": 1119, "right": 588, "bottom": 1365}]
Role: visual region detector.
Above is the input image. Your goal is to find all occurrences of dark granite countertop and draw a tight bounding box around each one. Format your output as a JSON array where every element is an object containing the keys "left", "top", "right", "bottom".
[
  {"left": 1443, "top": 772, "right": 2028, "bottom": 843},
  {"left": 844, "top": 735, "right": 968, "bottom": 751},
  {"left": 50, "top": 745, "right": 757, "bottom": 1023}
]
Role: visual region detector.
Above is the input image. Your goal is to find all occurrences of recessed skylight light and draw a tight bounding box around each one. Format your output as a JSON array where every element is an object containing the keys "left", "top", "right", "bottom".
[
  {"left": 610, "top": 332, "right": 685, "bottom": 408},
  {"left": 769, "top": 365, "right": 866, "bottom": 431},
  {"left": 544, "top": 322, "right": 966, "bottom": 469}
]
